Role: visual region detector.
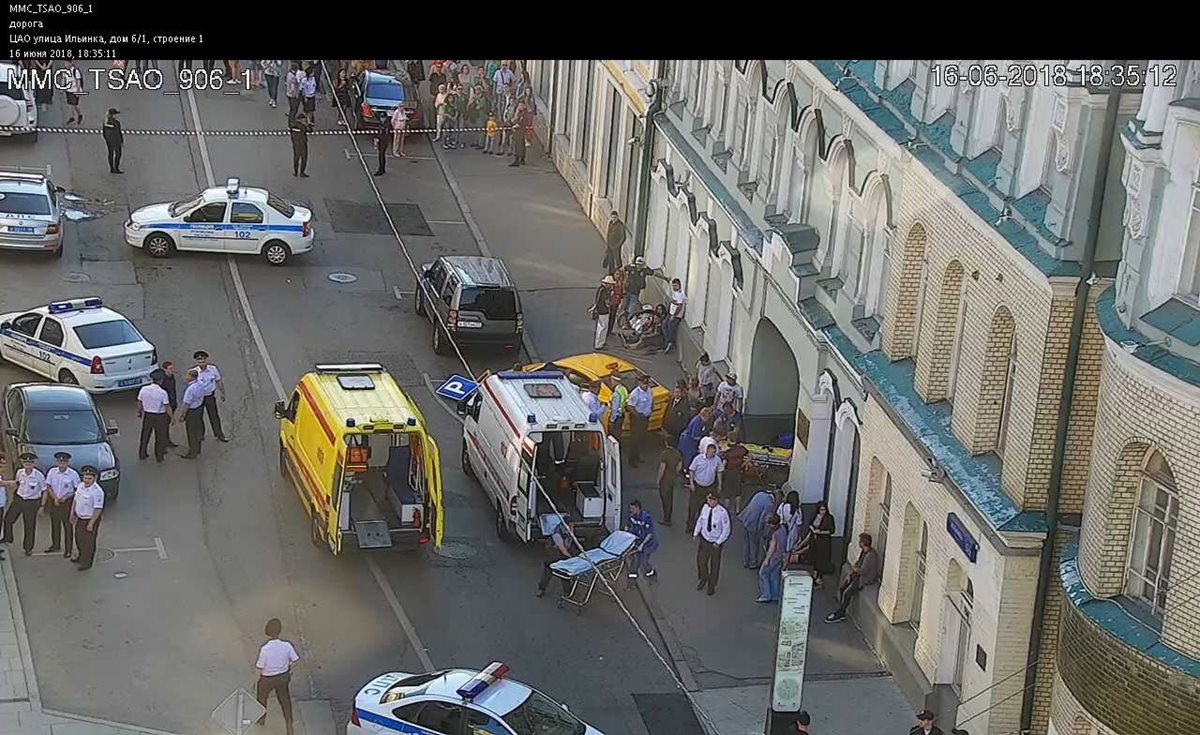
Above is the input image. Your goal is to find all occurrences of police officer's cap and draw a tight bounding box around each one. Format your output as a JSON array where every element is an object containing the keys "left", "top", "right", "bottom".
[
  {"left": 54, "top": 451, "right": 72, "bottom": 461},
  {"left": 193, "top": 350, "right": 209, "bottom": 359},
  {"left": 107, "top": 107, "right": 120, "bottom": 115},
  {"left": 80, "top": 465, "right": 98, "bottom": 477},
  {"left": 18, "top": 452, "right": 37, "bottom": 461}
]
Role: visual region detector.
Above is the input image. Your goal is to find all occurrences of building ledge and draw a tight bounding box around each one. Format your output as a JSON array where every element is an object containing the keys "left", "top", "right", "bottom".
[
  {"left": 1096, "top": 287, "right": 1200, "bottom": 389},
  {"left": 1141, "top": 296, "right": 1200, "bottom": 347},
  {"left": 1059, "top": 533, "right": 1200, "bottom": 680},
  {"left": 798, "top": 297, "right": 835, "bottom": 330},
  {"left": 824, "top": 328, "right": 1045, "bottom": 534},
  {"left": 812, "top": 60, "right": 1082, "bottom": 279}
]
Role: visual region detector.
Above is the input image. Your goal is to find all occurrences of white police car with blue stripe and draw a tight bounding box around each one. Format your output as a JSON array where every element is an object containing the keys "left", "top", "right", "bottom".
[
  {"left": 348, "top": 662, "right": 602, "bottom": 735},
  {"left": 124, "top": 177, "right": 314, "bottom": 266},
  {"left": 0, "top": 298, "right": 157, "bottom": 393}
]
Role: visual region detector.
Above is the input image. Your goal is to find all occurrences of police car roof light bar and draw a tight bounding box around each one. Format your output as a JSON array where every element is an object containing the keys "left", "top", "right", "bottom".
[
  {"left": 226, "top": 177, "right": 241, "bottom": 197},
  {"left": 456, "top": 662, "right": 510, "bottom": 700},
  {"left": 49, "top": 297, "right": 103, "bottom": 314},
  {"left": 498, "top": 370, "right": 565, "bottom": 380}
]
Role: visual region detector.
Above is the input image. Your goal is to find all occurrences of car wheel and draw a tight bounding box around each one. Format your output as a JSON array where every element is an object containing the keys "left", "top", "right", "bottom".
[
  {"left": 495, "top": 500, "right": 510, "bottom": 541},
  {"left": 414, "top": 289, "right": 426, "bottom": 316},
  {"left": 53, "top": 242, "right": 63, "bottom": 258},
  {"left": 262, "top": 240, "right": 291, "bottom": 266},
  {"left": 461, "top": 439, "right": 475, "bottom": 480},
  {"left": 58, "top": 369, "right": 78, "bottom": 385},
  {"left": 432, "top": 324, "right": 449, "bottom": 355},
  {"left": 311, "top": 509, "right": 325, "bottom": 548},
  {"left": 145, "top": 233, "right": 175, "bottom": 258}
]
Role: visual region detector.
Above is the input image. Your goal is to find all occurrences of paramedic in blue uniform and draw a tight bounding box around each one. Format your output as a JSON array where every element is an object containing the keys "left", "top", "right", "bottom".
[
  {"left": 536, "top": 519, "right": 579, "bottom": 598},
  {"left": 0, "top": 452, "right": 47, "bottom": 556},
  {"left": 177, "top": 367, "right": 207, "bottom": 458},
  {"left": 625, "top": 499, "right": 658, "bottom": 587},
  {"left": 44, "top": 452, "right": 79, "bottom": 556},
  {"left": 193, "top": 350, "right": 229, "bottom": 442}
]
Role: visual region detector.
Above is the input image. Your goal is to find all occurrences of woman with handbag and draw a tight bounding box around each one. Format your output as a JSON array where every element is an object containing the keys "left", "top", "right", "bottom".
[
  {"left": 807, "top": 503, "right": 835, "bottom": 588},
  {"left": 756, "top": 514, "right": 787, "bottom": 603}
]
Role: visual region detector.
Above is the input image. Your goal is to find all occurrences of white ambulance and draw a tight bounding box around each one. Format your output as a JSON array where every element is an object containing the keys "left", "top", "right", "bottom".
[{"left": 459, "top": 370, "right": 621, "bottom": 543}]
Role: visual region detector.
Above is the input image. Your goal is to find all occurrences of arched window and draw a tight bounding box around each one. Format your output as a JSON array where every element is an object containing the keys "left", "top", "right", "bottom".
[
  {"left": 713, "top": 67, "right": 729, "bottom": 140},
  {"left": 1126, "top": 450, "right": 1179, "bottom": 616},
  {"left": 911, "top": 521, "right": 929, "bottom": 630},
  {"left": 763, "top": 127, "right": 780, "bottom": 200},
  {"left": 690, "top": 60, "right": 709, "bottom": 117},
  {"left": 878, "top": 471, "right": 892, "bottom": 569}
]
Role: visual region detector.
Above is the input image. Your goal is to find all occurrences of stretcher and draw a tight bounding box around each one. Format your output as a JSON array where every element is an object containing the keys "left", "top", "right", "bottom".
[{"left": 550, "top": 530, "right": 637, "bottom": 615}]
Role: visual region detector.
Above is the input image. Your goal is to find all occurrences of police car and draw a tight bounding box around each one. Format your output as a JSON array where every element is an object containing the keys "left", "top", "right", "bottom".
[
  {"left": 348, "top": 662, "right": 602, "bottom": 735},
  {"left": 0, "top": 298, "right": 157, "bottom": 393},
  {"left": 123, "top": 178, "right": 314, "bottom": 266}
]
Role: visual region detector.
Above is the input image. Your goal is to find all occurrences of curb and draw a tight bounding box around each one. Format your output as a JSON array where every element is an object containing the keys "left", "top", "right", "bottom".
[
  {"left": 2, "top": 551, "right": 42, "bottom": 711},
  {"left": 427, "top": 137, "right": 541, "bottom": 364}
]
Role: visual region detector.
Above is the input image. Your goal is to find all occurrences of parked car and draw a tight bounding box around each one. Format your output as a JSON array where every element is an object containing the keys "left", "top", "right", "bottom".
[
  {"left": 415, "top": 255, "right": 523, "bottom": 355},
  {"left": 350, "top": 68, "right": 423, "bottom": 130},
  {"left": 2, "top": 382, "right": 122, "bottom": 500},
  {"left": 0, "top": 61, "right": 38, "bottom": 143},
  {"left": 0, "top": 166, "right": 65, "bottom": 256}
]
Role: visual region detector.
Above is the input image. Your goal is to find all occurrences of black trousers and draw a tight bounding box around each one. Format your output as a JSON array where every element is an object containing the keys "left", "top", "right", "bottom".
[
  {"left": 2, "top": 497, "right": 39, "bottom": 553},
  {"left": 696, "top": 538, "right": 723, "bottom": 593},
  {"left": 376, "top": 140, "right": 386, "bottom": 174},
  {"left": 629, "top": 413, "right": 649, "bottom": 465},
  {"left": 538, "top": 556, "right": 571, "bottom": 594},
  {"left": 687, "top": 484, "right": 714, "bottom": 531},
  {"left": 835, "top": 578, "right": 863, "bottom": 616},
  {"left": 184, "top": 406, "right": 205, "bottom": 455},
  {"left": 202, "top": 393, "right": 225, "bottom": 439},
  {"left": 139, "top": 412, "right": 169, "bottom": 459},
  {"left": 287, "top": 96, "right": 300, "bottom": 119},
  {"left": 256, "top": 672, "right": 294, "bottom": 734},
  {"left": 74, "top": 516, "right": 99, "bottom": 568},
  {"left": 48, "top": 500, "right": 72, "bottom": 552},
  {"left": 106, "top": 143, "right": 122, "bottom": 172},
  {"left": 658, "top": 479, "right": 674, "bottom": 524},
  {"left": 291, "top": 143, "right": 308, "bottom": 175}
]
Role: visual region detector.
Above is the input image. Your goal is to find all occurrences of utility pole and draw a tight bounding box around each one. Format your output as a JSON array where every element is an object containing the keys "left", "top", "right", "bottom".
[{"left": 632, "top": 64, "right": 668, "bottom": 259}]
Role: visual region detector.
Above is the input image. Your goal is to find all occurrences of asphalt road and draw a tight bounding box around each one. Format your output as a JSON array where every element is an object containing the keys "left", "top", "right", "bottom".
[{"left": 0, "top": 64, "right": 683, "bottom": 735}]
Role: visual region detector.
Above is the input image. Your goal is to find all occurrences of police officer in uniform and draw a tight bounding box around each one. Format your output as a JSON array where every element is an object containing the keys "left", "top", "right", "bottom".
[
  {"left": 0, "top": 452, "right": 47, "bottom": 556},
  {"left": 137, "top": 369, "right": 174, "bottom": 462},
  {"left": 289, "top": 113, "right": 311, "bottom": 178},
  {"left": 44, "top": 452, "right": 79, "bottom": 556},
  {"left": 70, "top": 466, "right": 105, "bottom": 570},
  {"left": 194, "top": 350, "right": 229, "bottom": 442},
  {"left": 177, "top": 367, "right": 207, "bottom": 458},
  {"left": 374, "top": 113, "right": 392, "bottom": 176},
  {"left": 102, "top": 108, "right": 124, "bottom": 174}
]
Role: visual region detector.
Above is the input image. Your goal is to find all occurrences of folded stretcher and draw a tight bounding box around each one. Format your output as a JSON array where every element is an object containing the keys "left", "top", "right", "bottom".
[{"left": 550, "top": 530, "right": 637, "bottom": 614}]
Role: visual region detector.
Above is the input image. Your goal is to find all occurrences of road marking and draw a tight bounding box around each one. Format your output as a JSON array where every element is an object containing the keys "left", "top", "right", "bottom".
[
  {"left": 393, "top": 285, "right": 406, "bottom": 300},
  {"left": 425, "top": 220, "right": 467, "bottom": 226},
  {"left": 368, "top": 557, "right": 435, "bottom": 672},
  {"left": 154, "top": 536, "right": 169, "bottom": 560},
  {"left": 184, "top": 85, "right": 435, "bottom": 682}
]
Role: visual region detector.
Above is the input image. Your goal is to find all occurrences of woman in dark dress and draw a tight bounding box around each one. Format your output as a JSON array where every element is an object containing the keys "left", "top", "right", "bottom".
[
  {"left": 33, "top": 60, "right": 53, "bottom": 108},
  {"left": 807, "top": 502, "right": 835, "bottom": 588}
]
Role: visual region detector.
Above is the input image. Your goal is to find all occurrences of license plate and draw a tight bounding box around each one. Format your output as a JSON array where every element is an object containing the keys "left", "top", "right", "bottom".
[
  {"left": 7, "top": 226, "right": 34, "bottom": 234},
  {"left": 118, "top": 377, "right": 143, "bottom": 387}
]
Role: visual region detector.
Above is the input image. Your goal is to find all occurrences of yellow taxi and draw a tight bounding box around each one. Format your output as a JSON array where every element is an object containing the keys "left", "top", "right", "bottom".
[
  {"left": 274, "top": 363, "right": 444, "bottom": 553},
  {"left": 521, "top": 353, "right": 670, "bottom": 432}
]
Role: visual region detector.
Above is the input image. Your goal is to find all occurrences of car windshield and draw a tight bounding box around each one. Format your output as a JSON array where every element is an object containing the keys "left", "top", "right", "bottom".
[
  {"left": 0, "top": 191, "right": 52, "bottom": 215},
  {"left": 365, "top": 82, "right": 405, "bottom": 101},
  {"left": 25, "top": 409, "right": 104, "bottom": 445},
  {"left": 0, "top": 78, "right": 22, "bottom": 100},
  {"left": 266, "top": 193, "right": 295, "bottom": 218},
  {"left": 458, "top": 287, "right": 518, "bottom": 320},
  {"left": 501, "top": 690, "right": 585, "bottom": 735},
  {"left": 73, "top": 320, "right": 144, "bottom": 349},
  {"left": 168, "top": 193, "right": 205, "bottom": 217}
]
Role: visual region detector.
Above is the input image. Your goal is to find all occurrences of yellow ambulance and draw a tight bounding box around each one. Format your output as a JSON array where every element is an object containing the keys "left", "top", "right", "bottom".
[{"left": 274, "top": 363, "right": 444, "bottom": 553}]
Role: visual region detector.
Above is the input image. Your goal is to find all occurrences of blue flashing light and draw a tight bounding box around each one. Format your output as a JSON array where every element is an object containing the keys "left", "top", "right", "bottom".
[
  {"left": 526, "top": 414, "right": 536, "bottom": 424},
  {"left": 346, "top": 418, "right": 356, "bottom": 428},
  {"left": 49, "top": 297, "right": 103, "bottom": 314},
  {"left": 406, "top": 417, "right": 417, "bottom": 426},
  {"left": 456, "top": 662, "right": 510, "bottom": 701}
]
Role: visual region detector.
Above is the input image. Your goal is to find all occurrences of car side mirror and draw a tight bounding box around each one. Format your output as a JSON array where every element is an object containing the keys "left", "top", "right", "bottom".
[
  {"left": 106, "top": 420, "right": 119, "bottom": 436},
  {"left": 55, "top": 185, "right": 66, "bottom": 193},
  {"left": 273, "top": 401, "right": 288, "bottom": 420},
  {"left": 4, "top": 428, "right": 18, "bottom": 439}
]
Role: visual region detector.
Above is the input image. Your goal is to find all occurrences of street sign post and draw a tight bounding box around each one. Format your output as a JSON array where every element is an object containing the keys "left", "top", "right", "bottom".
[
  {"left": 212, "top": 688, "right": 266, "bottom": 735},
  {"left": 436, "top": 374, "right": 479, "bottom": 401},
  {"left": 767, "top": 571, "right": 814, "bottom": 734}
]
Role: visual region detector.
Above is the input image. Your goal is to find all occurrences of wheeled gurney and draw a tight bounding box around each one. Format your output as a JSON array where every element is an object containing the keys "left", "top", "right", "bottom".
[{"left": 550, "top": 530, "right": 637, "bottom": 614}]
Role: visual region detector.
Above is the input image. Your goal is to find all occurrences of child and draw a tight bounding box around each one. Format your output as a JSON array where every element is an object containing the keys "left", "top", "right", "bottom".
[{"left": 484, "top": 113, "right": 499, "bottom": 154}]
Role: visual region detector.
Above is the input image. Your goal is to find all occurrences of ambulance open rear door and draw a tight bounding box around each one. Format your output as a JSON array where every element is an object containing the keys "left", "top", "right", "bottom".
[
  {"left": 424, "top": 436, "right": 444, "bottom": 547},
  {"left": 604, "top": 433, "right": 622, "bottom": 534}
]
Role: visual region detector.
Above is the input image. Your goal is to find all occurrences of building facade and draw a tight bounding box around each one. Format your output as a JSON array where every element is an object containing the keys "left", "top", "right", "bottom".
[
  {"left": 1047, "top": 62, "right": 1200, "bottom": 735},
  {"left": 530, "top": 59, "right": 1200, "bottom": 735}
]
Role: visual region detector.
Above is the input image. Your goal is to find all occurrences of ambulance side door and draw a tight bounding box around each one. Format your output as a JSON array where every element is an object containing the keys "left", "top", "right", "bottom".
[
  {"left": 604, "top": 433, "right": 622, "bottom": 534},
  {"left": 423, "top": 435, "right": 444, "bottom": 547},
  {"left": 515, "top": 442, "right": 534, "bottom": 541}
]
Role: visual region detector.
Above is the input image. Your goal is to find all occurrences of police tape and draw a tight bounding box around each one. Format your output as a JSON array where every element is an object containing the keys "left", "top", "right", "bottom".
[{"left": 0, "top": 124, "right": 519, "bottom": 137}]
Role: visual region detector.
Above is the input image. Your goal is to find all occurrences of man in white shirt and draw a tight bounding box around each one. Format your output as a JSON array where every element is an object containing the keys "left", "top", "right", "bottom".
[
  {"left": 716, "top": 372, "right": 745, "bottom": 417},
  {"left": 581, "top": 380, "right": 604, "bottom": 420},
  {"left": 627, "top": 375, "right": 655, "bottom": 467},
  {"left": 256, "top": 617, "right": 300, "bottom": 735},
  {"left": 44, "top": 451, "right": 80, "bottom": 557},
  {"left": 693, "top": 492, "right": 731, "bottom": 595},
  {"left": 662, "top": 278, "right": 687, "bottom": 354},
  {"left": 194, "top": 350, "right": 229, "bottom": 442},
  {"left": 137, "top": 369, "right": 174, "bottom": 462},
  {"left": 177, "top": 368, "right": 207, "bottom": 458},
  {"left": 0, "top": 452, "right": 47, "bottom": 557},
  {"left": 687, "top": 437, "right": 722, "bottom": 528},
  {"left": 70, "top": 466, "right": 105, "bottom": 570}
]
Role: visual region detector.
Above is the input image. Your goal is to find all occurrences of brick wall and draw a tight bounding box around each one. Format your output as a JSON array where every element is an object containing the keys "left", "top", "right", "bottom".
[
  {"left": 1058, "top": 300, "right": 1105, "bottom": 515},
  {"left": 1028, "top": 529, "right": 1075, "bottom": 735},
  {"left": 1048, "top": 672, "right": 1109, "bottom": 735},
  {"left": 1057, "top": 598, "right": 1200, "bottom": 734},
  {"left": 880, "top": 222, "right": 927, "bottom": 361},
  {"left": 1078, "top": 339, "right": 1200, "bottom": 658},
  {"left": 914, "top": 259, "right": 964, "bottom": 402},
  {"left": 971, "top": 307, "right": 1016, "bottom": 455}
]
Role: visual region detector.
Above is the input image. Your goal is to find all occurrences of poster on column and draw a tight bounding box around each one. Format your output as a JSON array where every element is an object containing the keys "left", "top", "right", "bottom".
[{"left": 772, "top": 572, "right": 815, "bottom": 712}]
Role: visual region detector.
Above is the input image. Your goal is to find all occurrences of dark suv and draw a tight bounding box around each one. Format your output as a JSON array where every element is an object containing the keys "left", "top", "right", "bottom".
[
  {"left": 416, "top": 256, "right": 523, "bottom": 354},
  {"left": 351, "top": 69, "right": 423, "bottom": 130},
  {"left": 2, "top": 383, "right": 121, "bottom": 500}
]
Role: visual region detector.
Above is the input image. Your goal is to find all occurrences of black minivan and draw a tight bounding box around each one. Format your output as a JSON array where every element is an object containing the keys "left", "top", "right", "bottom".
[{"left": 416, "top": 255, "right": 523, "bottom": 354}]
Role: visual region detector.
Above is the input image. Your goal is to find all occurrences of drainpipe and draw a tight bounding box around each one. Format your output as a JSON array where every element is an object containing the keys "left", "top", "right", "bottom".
[
  {"left": 1017, "top": 63, "right": 1123, "bottom": 735},
  {"left": 632, "top": 62, "right": 668, "bottom": 259}
]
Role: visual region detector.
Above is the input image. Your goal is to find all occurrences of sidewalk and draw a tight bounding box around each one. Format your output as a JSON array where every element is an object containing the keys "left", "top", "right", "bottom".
[{"left": 431, "top": 131, "right": 914, "bottom": 733}]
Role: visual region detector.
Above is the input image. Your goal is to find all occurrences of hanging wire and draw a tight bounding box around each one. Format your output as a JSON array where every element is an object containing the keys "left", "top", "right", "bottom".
[{"left": 319, "top": 60, "right": 724, "bottom": 735}]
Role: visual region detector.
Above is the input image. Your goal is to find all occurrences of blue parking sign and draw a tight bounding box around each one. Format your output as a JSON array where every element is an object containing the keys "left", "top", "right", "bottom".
[{"left": 436, "top": 375, "right": 479, "bottom": 401}]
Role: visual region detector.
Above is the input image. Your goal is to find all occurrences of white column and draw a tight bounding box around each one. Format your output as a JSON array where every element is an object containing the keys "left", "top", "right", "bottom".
[
  {"left": 1145, "top": 81, "right": 1171, "bottom": 133},
  {"left": 1135, "top": 70, "right": 1154, "bottom": 121}
]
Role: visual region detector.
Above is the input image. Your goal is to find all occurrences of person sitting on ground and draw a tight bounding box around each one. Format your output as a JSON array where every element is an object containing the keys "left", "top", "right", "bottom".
[{"left": 622, "top": 304, "right": 667, "bottom": 351}]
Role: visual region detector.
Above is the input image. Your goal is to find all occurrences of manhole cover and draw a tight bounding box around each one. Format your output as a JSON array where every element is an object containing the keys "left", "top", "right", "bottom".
[
  {"left": 62, "top": 272, "right": 91, "bottom": 283},
  {"left": 328, "top": 272, "right": 358, "bottom": 284},
  {"left": 432, "top": 541, "right": 477, "bottom": 560},
  {"left": 93, "top": 548, "right": 117, "bottom": 564}
]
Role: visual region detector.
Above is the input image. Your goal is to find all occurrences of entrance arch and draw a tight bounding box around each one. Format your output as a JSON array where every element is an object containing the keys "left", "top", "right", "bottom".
[{"left": 745, "top": 318, "right": 804, "bottom": 487}]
